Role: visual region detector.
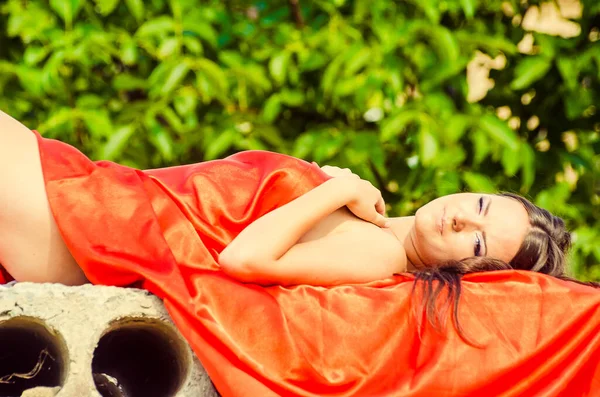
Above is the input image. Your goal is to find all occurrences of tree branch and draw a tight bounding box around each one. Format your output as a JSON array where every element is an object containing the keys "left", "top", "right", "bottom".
[{"left": 288, "top": 0, "right": 304, "bottom": 28}]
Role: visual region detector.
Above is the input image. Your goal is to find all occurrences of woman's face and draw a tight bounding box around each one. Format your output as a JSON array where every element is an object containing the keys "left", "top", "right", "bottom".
[{"left": 406, "top": 193, "right": 530, "bottom": 268}]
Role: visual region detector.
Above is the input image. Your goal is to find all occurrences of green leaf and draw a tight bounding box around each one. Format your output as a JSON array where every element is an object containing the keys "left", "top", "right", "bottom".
[
  {"left": 279, "top": 89, "right": 304, "bottom": 107},
  {"left": 120, "top": 40, "right": 138, "bottom": 65},
  {"left": 299, "top": 53, "right": 328, "bottom": 72},
  {"left": 50, "top": 0, "right": 83, "bottom": 27},
  {"left": 23, "top": 46, "right": 50, "bottom": 66},
  {"left": 161, "top": 63, "right": 190, "bottom": 95},
  {"left": 479, "top": 115, "right": 520, "bottom": 150},
  {"left": 205, "top": 129, "right": 238, "bottom": 160},
  {"left": 322, "top": 54, "right": 345, "bottom": 95},
  {"left": 334, "top": 75, "right": 366, "bottom": 97},
  {"left": 313, "top": 134, "right": 346, "bottom": 163},
  {"left": 416, "top": 0, "right": 441, "bottom": 23},
  {"left": 148, "top": 122, "right": 174, "bottom": 161},
  {"left": 419, "top": 127, "right": 438, "bottom": 166},
  {"left": 39, "top": 108, "right": 79, "bottom": 132},
  {"left": 269, "top": 52, "right": 290, "bottom": 85},
  {"left": 15, "top": 66, "right": 45, "bottom": 96},
  {"left": 430, "top": 27, "right": 460, "bottom": 62},
  {"left": 158, "top": 37, "right": 179, "bottom": 59},
  {"left": 444, "top": 115, "right": 471, "bottom": 143},
  {"left": 460, "top": 0, "right": 477, "bottom": 19},
  {"left": 381, "top": 110, "right": 422, "bottom": 141},
  {"left": 436, "top": 171, "right": 461, "bottom": 196},
  {"left": 471, "top": 129, "right": 490, "bottom": 165},
  {"left": 99, "top": 125, "right": 135, "bottom": 160},
  {"left": 183, "top": 37, "right": 202, "bottom": 55},
  {"left": 556, "top": 57, "right": 578, "bottom": 90},
  {"left": 344, "top": 47, "right": 371, "bottom": 77},
  {"left": 112, "top": 74, "right": 147, "bottom": 90},
  {"left": 520, "top": 143, "right": 536, "bottom": 192},
  {"left": 195, "top": 59, "right": 228, "bottom": 95},
  {"left": 183, "top": 21, "right": 218, "bottom": 48},
  {"left": 455, "top": 31, "right": 518, "bottom": 55},
  {"left": 262, "top": 94, "right": 282, "bottom": 123},
  {"left": 81, "top": 109, "right": 114, "bottom": 138},
  {"left": 94, "top": 0, "right": 121, "bottom": 16},
  {"left": 510, "top": 56, "right": 553, "bottom": 90},
  {"left": 501, "top": 145, "right": 521, "bottom": 176},
  {"left": 125, "top": 0, "right": 145, "bottom": 22},
  {"left": 463, "top": 172, "right": 496, "bottom": 193},
  {"left": 434, "top": 146, "right": 466, "bottom": 169},
  {"left": 292, "top": 132, "right": 320, "bottom": 159},
  {"left": 137, "top": 16, "right": 175, "bottom": 37}
]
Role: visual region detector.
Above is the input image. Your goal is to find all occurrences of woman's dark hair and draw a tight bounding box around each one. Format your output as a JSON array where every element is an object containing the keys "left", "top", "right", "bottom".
[{"left": 412, "top": 192, "right": 600, "bottom": 341}]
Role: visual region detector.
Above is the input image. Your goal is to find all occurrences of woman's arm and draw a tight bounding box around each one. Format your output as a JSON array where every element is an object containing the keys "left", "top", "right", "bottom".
[{"left": 218, "top": 177, "right": 403, "bottom": 286}]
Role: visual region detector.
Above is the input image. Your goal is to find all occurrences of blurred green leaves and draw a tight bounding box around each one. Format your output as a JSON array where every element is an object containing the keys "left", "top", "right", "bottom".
[{"left": 0, "top": 0, "right": 598, "bottom": 280}]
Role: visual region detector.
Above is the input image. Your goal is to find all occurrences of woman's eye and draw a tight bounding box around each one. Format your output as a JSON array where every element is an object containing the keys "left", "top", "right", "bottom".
[
  {"left": 478, "top": 196, "right": 484, "bottom": 213},
  {"left": 474, "top": 235, "right": 482, "bottom": 256}
]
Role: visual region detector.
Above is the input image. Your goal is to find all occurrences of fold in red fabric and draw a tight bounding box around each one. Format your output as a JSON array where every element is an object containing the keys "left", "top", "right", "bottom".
[{"left": 33, "top": 131, "right": 600, "bottom": 396}]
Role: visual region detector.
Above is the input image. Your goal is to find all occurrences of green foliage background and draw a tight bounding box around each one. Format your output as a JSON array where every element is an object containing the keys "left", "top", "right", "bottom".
[{"left": 1, "top": 0, "right": 598, "bottom": 279}]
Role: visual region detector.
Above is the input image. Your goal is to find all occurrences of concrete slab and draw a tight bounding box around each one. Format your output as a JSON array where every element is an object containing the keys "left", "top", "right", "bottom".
[{"left": 0, "top": 283, "right": 219, "bottom": 397}]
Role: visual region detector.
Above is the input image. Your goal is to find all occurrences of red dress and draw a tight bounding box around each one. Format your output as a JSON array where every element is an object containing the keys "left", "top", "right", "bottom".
[{"left": 7, "top": 131, "right": 600, "bottom": 396}]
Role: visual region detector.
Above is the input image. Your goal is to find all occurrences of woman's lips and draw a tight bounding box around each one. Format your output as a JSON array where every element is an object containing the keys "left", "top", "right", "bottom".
[{"left": 438, "top": 207, "right": 446, "bottom": 235}]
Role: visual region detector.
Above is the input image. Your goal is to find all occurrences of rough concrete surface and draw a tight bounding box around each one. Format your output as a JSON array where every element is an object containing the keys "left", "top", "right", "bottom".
[{"left": 0, "top": 283, "right": 220, "bottom": 397}]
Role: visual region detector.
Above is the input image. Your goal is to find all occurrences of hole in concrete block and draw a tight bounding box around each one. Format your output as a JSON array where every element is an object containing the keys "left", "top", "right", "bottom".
[
  {"left": 92, "top": 318, "right": 190, "bottom": 397},
  {"left": 0, "top": 317, "right": 68, "bottom": 396}
]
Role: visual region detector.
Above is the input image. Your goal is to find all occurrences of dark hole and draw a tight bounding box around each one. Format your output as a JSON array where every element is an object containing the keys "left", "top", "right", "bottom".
[
  {"left": 92, "top": 319, "right": 188, "bottom": 397},
  {"left": 0, "top": 317, "right": 67, "bottom": 396}
]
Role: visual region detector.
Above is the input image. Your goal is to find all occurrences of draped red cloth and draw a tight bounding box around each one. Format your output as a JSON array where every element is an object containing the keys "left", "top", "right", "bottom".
[{"left": 27, "top": 131, "right": 600, "bottom": 396}]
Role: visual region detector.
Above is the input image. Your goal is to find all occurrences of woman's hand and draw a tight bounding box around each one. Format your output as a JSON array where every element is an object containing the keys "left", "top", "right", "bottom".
[
  {"left": 340, "top": 178, "right": 389, "bottom": 228},
  {"left": 320, "top": 165, "right": 360, "bottom": 180}
]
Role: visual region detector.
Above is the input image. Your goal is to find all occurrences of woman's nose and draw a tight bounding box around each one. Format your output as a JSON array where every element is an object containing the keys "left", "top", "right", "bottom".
[{"left": 452, "top": 211, "right": 483, "bottom": 232}]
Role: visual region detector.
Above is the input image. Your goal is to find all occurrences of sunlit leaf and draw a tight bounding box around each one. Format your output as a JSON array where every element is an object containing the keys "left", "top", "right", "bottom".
[
  {"left": 49, "top": 0, "right": 82, "bottom": 26},
  {"left": 99, "top": 125, "right": 135, "bottom": 160},
  {"left": 520, "top": 143, "right": 536, "bottom": 192},
  {"left": 313, "top": 134, "right": 346, "bottom": 163},
  {"left": 419, "top": 127, "right": 438, "bottom": 166},
  {"left": 292, "top": 132, "right": 320, "bottom": 159},
  {"left": 381, "top": 110, "right": 422, "bottom": 141},
  {"left": 501, "top": 145, "right": 521, "bottom": 176},
  {"left": 262, "top": 94, "right": 282, "bottom": 123},
  {"left": 161, "top": 63, "right": 190, "bottom": 95},
  {"left": 510, "top": 56, "right": 552, "bottom": 90},
  {"left": 183, "top": 21, "right": 218, "bottom": 48},
  {"left": 269, "top": 52, "right": 290, "bottom": 85},
  {"left": 81, "top": 109, "right": 114, "bottom": 138},
  {"left": 205, "top": 129, "right": 238, "bottom": 160},
  {"left": 125, "top": 0, "right": 145, "bottom": 22},
  {"left": 279, "top": 89, "right": 304, "bottom": 107},
  {"left": 23, "top": 46, "right": 50, "bottom": 66},
  {"left": 195, "top": 59, "right": 228, "bottom": 95},
  {"left": 94, "top": 0, "right": 120, "bottom": 16},
  {"left": 463, "top": 172, "right": 496, "bottom": 193},
  {"left": 479, "top": 115, "right": 520, "bottom": 150},
  {"left": 460, "top": 0, "right": 477, "bottom": 19},
  {"left": 137, "top": 16, "right": 175, "bottom": 37},
  {"left": 112, "top": 74, "right": 147, "bottom": 90},
  {"left": 344, "top": 47, "right": 371, "bottom": 77}
]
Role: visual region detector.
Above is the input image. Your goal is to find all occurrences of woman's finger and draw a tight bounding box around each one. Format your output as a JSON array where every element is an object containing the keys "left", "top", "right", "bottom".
[
  {"left": 375, "top": 196, "right": 386, "bottom": 216},
  {"left": 371, "top": 213, "right": 390, "bottom": 228}
]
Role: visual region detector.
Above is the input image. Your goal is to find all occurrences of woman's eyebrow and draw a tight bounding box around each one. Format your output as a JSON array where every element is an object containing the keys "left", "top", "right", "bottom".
[{"left": 484, "top": 198, "right": 492, "bottom": 216}]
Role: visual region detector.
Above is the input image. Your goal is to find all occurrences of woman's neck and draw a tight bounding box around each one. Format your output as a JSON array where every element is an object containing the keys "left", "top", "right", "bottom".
[{"left": 383, "top": 216, "right": 422, "bottom": 272}]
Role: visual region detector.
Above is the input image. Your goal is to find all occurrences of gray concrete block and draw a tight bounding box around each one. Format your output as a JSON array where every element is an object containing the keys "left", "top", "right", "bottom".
[{"left": 0, "top": 283, "right": 219, "bottom": 397}]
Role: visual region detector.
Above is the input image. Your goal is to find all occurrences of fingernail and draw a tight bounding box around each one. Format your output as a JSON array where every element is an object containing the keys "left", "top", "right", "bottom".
[{"left": 384, "top": 221, "right": 391, "bottom": 228}]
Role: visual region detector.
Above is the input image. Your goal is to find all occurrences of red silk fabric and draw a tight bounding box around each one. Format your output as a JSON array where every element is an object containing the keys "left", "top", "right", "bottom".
[{"left": 32, "top": 131, "right": 600, "bottom": 396}]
